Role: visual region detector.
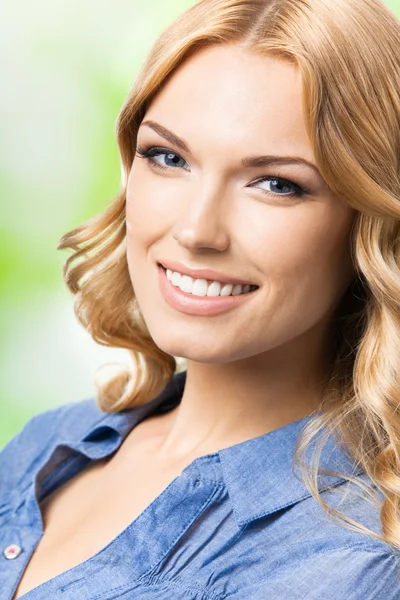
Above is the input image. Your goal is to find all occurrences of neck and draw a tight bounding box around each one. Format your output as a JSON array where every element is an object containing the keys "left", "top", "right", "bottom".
[{"left": 154, "top": 320, "right": 333, "bottom": 464}]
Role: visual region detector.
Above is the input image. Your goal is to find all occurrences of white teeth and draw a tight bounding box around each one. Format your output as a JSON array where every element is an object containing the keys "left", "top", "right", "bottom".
[
  {"left": 165, "top": 268, "right": 256, "bottom": 297},
  {"left": 206, "top": 280, "right": 221, "bottom": 297}
]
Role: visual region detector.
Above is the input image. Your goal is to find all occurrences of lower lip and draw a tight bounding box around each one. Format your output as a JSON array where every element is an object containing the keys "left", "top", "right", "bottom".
[{"left": 157, "top": 264, "right": 258, "bottom": 316}]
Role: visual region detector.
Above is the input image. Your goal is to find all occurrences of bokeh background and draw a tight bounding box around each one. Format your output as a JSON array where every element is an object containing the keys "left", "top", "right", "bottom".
[
  {"left": 1, "top": 0, "right": 399, "bottom": 448},
  {"left": 0, "top": 0, "right": 196, "bottom": 447}
]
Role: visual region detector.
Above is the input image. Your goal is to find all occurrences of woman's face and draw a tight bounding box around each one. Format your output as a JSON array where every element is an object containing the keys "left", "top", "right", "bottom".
[{"left": 125, "top": 44, "right": 356, "bottom": 365}]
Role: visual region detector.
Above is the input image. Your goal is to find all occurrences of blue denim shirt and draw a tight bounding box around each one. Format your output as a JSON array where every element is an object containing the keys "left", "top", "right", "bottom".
[{"left": 1, "top": 370, "right": 399, "bottom": 599}]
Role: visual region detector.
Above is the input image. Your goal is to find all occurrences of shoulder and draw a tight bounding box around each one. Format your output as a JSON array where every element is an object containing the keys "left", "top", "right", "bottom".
[
  {"left": 234, "top": 471, "right": 400, "bottom": 598},
  {"left": 0, "top": 397, "right": 104, "bottom": 489},
  {"left": 301, "top": 545, "right": 400, "bottom": 599},
  {"left": 1, "top": 396, "right": 104, "bottom": 451},
  {"left": 238, "top": 546, "right": 400, "bottom": 599}
]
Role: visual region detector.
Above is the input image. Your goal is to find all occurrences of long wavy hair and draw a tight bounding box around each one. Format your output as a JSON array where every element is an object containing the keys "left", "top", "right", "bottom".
[{"left": 57, "top": 0, "right": 400, "bottom": 551}]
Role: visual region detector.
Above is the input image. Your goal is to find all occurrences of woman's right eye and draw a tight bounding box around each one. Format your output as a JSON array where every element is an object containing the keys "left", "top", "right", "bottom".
[{"left": 135, "top": 146, "right": 190, "bottom": 171}]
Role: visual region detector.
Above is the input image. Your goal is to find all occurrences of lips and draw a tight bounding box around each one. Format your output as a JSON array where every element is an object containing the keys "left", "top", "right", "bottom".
[
  {"left": 157, "top": 262, "right": 258, "bottom": 316},
  {"left": 158, "top": 259, "right": 259, "bottom": 288}
]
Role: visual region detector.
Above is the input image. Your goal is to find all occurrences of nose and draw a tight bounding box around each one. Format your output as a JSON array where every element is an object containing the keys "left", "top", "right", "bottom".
[{"left": 171, "top": 178, "right": 231, "bottom": 252}]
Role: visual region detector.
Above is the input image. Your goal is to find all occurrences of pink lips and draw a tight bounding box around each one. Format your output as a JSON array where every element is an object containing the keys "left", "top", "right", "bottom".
[
  {"left": 157, "top": 264, "right": 258, "bottom": 317},
  {"left": 158, "top": 259, "right": 257, "bottom": 287}
]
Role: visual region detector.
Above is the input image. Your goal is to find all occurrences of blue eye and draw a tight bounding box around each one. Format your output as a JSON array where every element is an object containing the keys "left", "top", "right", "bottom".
[
  {"left": 135, "top": 145, "right": 310, "bottom": 200},
  {"left": 249, "top": 175, "right": 308, "bottom": 198},
  {"left": 135, "top": 146, "right": 189, "bottom": 171}
]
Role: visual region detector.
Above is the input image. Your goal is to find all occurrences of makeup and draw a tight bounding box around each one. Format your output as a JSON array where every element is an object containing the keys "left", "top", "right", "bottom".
[{"left": 157, "top": 264, "right": 258, "bottom": 316}]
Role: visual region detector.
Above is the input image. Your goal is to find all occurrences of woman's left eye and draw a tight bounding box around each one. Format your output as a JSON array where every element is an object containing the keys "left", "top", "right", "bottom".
[
  {"left": 135, "top": 145, "right": 309, "bottom": 199},
  {"left": 249, "top": 175, "right": 308, "bottom": 198}
]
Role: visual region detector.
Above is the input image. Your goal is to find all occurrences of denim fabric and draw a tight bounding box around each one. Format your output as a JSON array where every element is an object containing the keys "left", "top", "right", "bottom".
[{"left": 1, "top": 370, "right": 399, "bottom": 599}]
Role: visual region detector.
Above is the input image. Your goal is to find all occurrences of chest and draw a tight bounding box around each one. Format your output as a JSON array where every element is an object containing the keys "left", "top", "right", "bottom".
[{"left": 12, "top": 441, "right": 185, "bottom": 599}]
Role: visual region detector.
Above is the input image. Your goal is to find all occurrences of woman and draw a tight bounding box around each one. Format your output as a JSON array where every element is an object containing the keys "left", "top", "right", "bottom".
[{"left": 2, "top": 0, "right": 400, "bottom": 598}]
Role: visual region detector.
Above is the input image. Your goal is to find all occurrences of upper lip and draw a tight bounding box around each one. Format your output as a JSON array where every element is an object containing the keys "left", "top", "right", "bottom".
[{"left": 158, "top": 259, "right": 258, "bottom": 287}]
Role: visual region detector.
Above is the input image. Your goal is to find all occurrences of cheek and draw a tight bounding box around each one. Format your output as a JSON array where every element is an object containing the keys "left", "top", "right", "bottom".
[
  {"left": 125, "top": 163, "right": 182, "bottom": 305},
  {"left": 126, "top": 167, "right": 161, "bottom": 263},
  {"left": 125, "top": 167, "right": 152, "bottom": 290},
  {"left": 249, "top": 203, "right": 354, "bottom": 318},
  {"left": 126, "top": 163, "right": 179, "bottom": 252}
]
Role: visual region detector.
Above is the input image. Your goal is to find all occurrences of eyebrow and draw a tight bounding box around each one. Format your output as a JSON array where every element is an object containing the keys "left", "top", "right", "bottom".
[{"left": 140, "top": 119, "right": 322, "bottom": 176}]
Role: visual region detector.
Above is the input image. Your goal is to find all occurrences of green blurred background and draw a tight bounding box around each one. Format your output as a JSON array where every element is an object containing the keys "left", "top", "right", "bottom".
[
  {"left": 1, "top": 0, "right": 399, "bottom": 448},
  {"left": 0, "top": 0, "right": 196, "bottom": 448}
]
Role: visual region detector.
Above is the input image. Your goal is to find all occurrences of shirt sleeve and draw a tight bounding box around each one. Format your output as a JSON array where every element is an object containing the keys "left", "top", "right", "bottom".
[
  {"left": 230, "top": 546, "right": 400, "bottom": 599},
  {"left": 301, "top": 546, "right": 400, "bottom": 600}
]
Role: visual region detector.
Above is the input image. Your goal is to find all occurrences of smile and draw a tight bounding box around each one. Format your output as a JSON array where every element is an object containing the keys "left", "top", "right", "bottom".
[{"left": 157, "top": 264, "right": 259, "bottom": 317}]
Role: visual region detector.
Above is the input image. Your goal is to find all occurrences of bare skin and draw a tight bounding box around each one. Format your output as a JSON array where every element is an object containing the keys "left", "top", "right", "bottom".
[
  {"left": 13, "top": 43, "right": 357, "bottom": 597},
  {"left": 126, "top": 43, "right": 357, "bottom": 461},
  {"left": 12, "top": 411, "right": 186, "bottom": 599}
]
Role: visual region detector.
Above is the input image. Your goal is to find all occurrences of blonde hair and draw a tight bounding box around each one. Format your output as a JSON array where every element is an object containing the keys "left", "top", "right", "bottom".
[{"left": 57, "top": 0, "right": 400, "bottom": 551}]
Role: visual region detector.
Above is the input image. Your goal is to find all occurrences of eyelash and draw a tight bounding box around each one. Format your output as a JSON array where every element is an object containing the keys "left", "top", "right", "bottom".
[{"left": 135, "top": 145, "right": 310, "bottom": 199}]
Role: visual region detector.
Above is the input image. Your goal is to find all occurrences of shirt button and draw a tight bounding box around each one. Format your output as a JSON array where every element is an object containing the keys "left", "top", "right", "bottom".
[{"left": 3, "top": 544, "right": 22, "bottom": 559}]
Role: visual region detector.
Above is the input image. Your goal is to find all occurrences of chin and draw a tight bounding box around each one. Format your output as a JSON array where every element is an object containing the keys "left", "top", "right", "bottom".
[{"left": 149, "top": 330, "right": 236, "bottom": 364}]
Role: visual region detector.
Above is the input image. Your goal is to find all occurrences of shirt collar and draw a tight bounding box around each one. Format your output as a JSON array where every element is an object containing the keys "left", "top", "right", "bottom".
[
  {"left": 80, "top": 370, "right": 363, "bottom": 527},
  {"left": 218, "top": 413, "right": 364, "bottom": 526},
  {"left": 80, "top": 371, "right": 185, "bottom": 443}
]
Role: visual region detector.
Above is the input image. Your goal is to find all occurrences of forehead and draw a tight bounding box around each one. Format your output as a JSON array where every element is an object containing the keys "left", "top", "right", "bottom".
[{"left": 144, "top": 44, "right": 313, "bottom": 162}]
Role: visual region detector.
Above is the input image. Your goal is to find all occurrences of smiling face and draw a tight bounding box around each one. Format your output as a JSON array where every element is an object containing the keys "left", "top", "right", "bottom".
[{"left": 125, "top": 43, "right": 356, "bottom": 366}]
